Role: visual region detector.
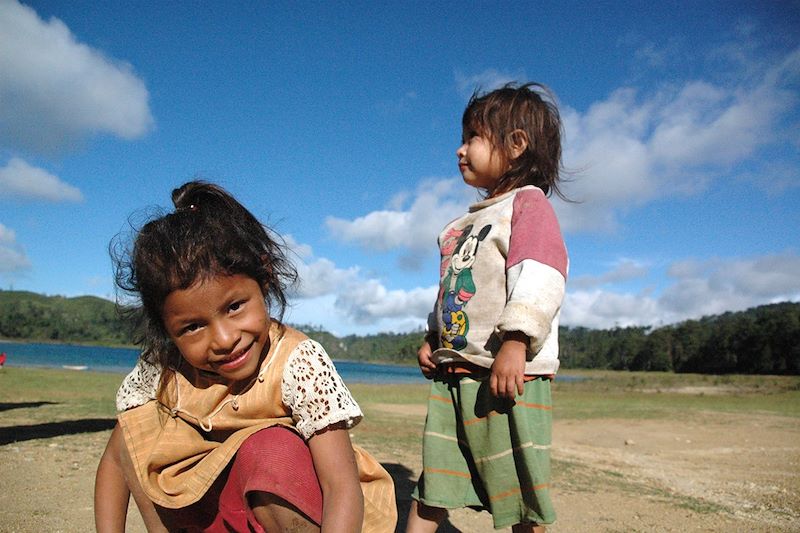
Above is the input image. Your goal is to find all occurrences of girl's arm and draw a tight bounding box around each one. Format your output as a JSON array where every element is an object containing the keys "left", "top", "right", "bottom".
[
  {"left": 94, "top": 424, "right": 130, "bottom": 533},
  {"left": 281, "top": 339, "right": 365, "bottom": 530},
  {"left": 494, "top": 189, "right": 567, "bottom": 393},
  {"left": 308, "top": 424, "right": 364, "bottom": 532}
]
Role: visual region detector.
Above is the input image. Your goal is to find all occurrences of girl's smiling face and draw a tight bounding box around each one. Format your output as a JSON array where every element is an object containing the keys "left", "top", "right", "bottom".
[
  {"left": 162, "top": 273, "right": 270, "bottom": 386},
  {"left": 456, "top": 128, "right": 507, "bottom": 192}
]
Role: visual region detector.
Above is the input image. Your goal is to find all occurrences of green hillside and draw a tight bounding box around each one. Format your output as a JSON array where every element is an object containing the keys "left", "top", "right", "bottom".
[
  {"left": 0, "top": 290, "right": 129, "bottom": 345},
  {"left": 1, "top": 290, "right": 798, "bottom": 374}
]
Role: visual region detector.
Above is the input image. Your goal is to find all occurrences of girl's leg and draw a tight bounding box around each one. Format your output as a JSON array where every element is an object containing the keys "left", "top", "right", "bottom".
[
  {"left": 225, "top": 426, "right": 324, "bottom": 531},
  {"left": 511, "top": 523, "right": 546, "bottom": 533},
  {"left": 94, "top": 424, "right": 131, "bottom": 533},
  {"left": 249, "top": 492, "right": 320, "bottom": 532},
  {"left": 405, "top": 500, "right": 448, "bottom": 533}
]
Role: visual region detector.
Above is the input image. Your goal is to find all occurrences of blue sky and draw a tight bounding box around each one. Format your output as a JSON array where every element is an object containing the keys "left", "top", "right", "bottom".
[{"left": 1, "top": 0, "right": 799, "bottom": 336}]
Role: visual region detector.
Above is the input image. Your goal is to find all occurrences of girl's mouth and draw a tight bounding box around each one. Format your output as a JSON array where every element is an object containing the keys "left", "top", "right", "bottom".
[{"left": 215, "top": 344, "right": 252, "bottom": 372}]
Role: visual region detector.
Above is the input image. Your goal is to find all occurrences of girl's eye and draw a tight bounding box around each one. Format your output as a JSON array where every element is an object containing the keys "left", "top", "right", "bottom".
[
  {"left": 181, "top": 323, "right": 200, "bottom": 335},
  {"left": 229, "top": 300, "right": 245, "bottom": 312}
]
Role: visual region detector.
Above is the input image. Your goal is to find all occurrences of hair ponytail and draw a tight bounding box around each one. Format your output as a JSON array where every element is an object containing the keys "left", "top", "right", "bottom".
[{"left": 113, "top": 180, "right": 298, "bottom": 373}]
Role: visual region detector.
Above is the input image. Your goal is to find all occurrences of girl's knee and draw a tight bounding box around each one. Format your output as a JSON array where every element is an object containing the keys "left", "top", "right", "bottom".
[
  {"left": 239, "top": 425, "right": 306, "bottom": 459},
  {"left": 233, "top": 426, "right": 318, "bottom": 487},
  {"left": 229, "top": 427, "right": 324, "bottom": 525}
]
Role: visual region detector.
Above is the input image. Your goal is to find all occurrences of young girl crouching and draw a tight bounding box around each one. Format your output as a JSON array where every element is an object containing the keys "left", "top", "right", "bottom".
[{"left": 94, "top": 181, "right": 397, "bottom": 532}]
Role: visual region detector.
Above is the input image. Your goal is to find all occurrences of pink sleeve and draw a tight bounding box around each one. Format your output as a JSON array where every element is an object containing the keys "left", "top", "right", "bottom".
[{"left": 507, "top": 189, "right": 567, "bottom": 279}]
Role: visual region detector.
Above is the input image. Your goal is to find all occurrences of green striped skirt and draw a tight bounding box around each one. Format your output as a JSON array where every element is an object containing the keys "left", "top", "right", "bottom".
[{"left": 412, "top": 372, "right": 556, "bottom": 528}]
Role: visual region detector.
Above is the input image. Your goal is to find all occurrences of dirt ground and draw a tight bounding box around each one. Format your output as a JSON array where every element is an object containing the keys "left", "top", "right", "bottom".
[
  {"left": 376, "top": 404, "right": 800, "bottom": 533},
  {"left": 1, "top": 404, "right": 798, "bottom": 532}
]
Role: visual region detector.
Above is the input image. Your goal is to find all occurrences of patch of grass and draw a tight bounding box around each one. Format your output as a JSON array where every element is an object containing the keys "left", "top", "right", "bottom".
[
  {"left": 3, "top": 367, "right": 797, "bottom": 436},
  {"left": 349, "top": 383, "right": 430, "bottom": 405},
  {"left": 559, "top": 370, "right": 800, "bottom": 393},
  {"left": 0, "top": 368, "right": 120, "bottom": 424},
  {"left": 553, "top": 371, "right": 800, "bottom": 420}
]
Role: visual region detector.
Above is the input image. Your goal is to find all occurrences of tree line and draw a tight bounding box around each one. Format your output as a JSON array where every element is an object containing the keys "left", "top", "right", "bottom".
[
  {"left": 1, "top": 290, "right": 797, "bottom": 374},
  {"left": 0, "top": 290, "right": 129, "bottom": 345},
  {"left": 557, "top": 301, "right": 799, "bottom": 375}
]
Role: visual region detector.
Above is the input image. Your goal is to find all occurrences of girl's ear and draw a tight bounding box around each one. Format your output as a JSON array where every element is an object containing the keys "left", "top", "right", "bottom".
[{"left": 507, "top": 129, "right": 529, "bottom": 160}]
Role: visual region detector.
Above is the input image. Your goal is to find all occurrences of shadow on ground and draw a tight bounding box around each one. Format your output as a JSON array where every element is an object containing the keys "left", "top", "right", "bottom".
[
  {"left": 383, "top": 462, "right": 463, "bottom": 532},
  {"left": 0, "top": 401, "right": 59, "bottom": 412},
  {"left": 0, "top": 418, "right": 116, "bottom": 445}
]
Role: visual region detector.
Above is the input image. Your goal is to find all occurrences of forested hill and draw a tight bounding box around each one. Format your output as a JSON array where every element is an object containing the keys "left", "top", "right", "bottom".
[
  {"left": 0, "top": 290, "right": 129, "bottom": 345},
  {"left": 1, "top": 290, "right": 797, "bottom": 374}
]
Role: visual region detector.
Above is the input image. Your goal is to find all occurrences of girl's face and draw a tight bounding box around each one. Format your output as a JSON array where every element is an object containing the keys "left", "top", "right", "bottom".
[
  {"left": 456, "top": 127, "right": 507, "bottom": 192},
  {"left": 161, "top": 273, "right": 270, "bottom": 386}
]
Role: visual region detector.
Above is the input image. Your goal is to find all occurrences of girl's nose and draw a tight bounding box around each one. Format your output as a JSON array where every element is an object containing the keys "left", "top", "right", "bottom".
[
  {"left": 210, "top": 321, "right": 239, "bottom": 352},
  {"left": 456, "top": 143, "right": 466, "bottom": 158}
]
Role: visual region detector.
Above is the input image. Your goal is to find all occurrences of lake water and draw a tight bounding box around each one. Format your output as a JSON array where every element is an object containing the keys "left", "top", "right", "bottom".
[
  {"left": 0, "top": 341, "right": 428, "bottom": 384},
  {"left": 0, "top": 341, "right": 580, "bottom": 384}
]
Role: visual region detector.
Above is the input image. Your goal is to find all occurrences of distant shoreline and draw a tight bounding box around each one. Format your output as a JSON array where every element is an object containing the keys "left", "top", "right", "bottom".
[
  {"left": 0, "top": 337, "right": 136, "bottom": 350},
  {"left": 0, "top": 341, "right": 428, "bottom": 384},
  {"left": 0, "top": 338, "right": 420, "bottom": 367}
]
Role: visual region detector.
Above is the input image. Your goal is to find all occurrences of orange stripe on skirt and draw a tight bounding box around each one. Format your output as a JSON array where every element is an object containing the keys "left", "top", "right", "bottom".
[
  {"left": 489, "top": 483, "right": 550, "bottom": 502},
  {"left": 424, "top": 467, "right": 472, "bottom": 479}
]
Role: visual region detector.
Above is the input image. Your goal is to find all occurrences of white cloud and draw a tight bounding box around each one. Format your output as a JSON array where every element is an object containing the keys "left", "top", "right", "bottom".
[
  {"left": 0, "top": 223, "right": 31, "bottom": 273},
  {"left": 561, "top": 252, "right": 800, "bottom": 330},
  {"left": 562, "top": 290, "right": 664, "bottom": 330},
  {"left": 556, "top": 46, "right": 799, "bottom": 233},
  {"left": 293, "top": 257, "right": 361, "bottom": 299},
  {"left": 660, "top": 253, "right": 800, "bottom": 314},
  {"left": 0, "top": 158, "right": 83, "bottom": 202},
  {"left": 287, "top": 250, "right": 800, "bottom": 334},
  {"left": 331, "top": 45, "right": 799, "bottom": 251},
  {"left": 288, "top": 236, "right": 799, "bottom": 334},
  {"left": 283, "top": 234, "right": 314, "bottom": 260},
  {"left": 286, "top": 294, "right": 429, "bottom": 337},
  {"left": 315, "top": 41, "right": 800, "bottom": 334},
  {"left": 0, "top": 0, "right": 154, "bottom": 153},
  {"left": 334, "top": 281, "right": 436, "bottom": 325},
  {"left": 325, "top": 178, "right": 473, "bottom": 255},
  {"left": 570, "top": 259, "right": 649, "bottom": 290},
  {"left": 455, "top": 69, "right": 521, "bottom": 98},
  {"left": 286, "top": 239, "right": 436, "bottom": 331}
]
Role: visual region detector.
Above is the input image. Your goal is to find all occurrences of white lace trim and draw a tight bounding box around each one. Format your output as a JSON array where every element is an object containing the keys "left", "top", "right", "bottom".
[
  {"left": 116, "top": 357, "right": 160, "bottom": 412},
  {"left": 282, "top": 339, "right": 362, "bottom": 439},
  {"left": 114, "top": 339, "right": 363, "bottom": 439}
]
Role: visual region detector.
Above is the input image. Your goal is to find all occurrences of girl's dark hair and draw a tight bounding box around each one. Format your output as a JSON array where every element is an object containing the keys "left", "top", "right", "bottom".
[
  {"left": 112, "top": 181, "right": 297, "bottom": 382},
  {"left": 463, "top": 82, "right": 567, "bottom": 199}
]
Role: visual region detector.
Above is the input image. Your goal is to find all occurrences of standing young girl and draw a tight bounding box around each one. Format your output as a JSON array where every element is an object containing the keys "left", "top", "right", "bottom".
[
  {"left": 407, "top": 83, "right": 568, "bottom": 532},
  {"left": 94, "top": 181, "right": 396, "bottom": 532}
]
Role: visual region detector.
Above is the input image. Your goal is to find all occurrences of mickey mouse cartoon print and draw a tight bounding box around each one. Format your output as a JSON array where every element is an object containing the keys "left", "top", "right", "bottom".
[{"left": 440, "top": 224, "right": 491, "bottom": 350}]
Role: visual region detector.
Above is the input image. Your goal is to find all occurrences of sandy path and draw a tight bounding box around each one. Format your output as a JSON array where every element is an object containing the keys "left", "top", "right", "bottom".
[{"left": 1, "top": 408, "right": 798, "bottom": 532}]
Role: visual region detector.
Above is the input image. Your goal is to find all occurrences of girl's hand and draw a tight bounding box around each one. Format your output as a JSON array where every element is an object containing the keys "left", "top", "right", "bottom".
[
  {"left": 308, "top": 424, "right": 364, "bottom": 532},
  {"left": 490, "top": 332, "right": 528, "bottom": 399},
  {"left": 417, "top": 341, "right": 437, "bottom": 378}
]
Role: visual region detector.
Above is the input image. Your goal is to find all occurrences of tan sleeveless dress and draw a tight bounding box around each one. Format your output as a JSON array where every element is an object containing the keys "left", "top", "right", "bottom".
[{"left": 117, "top": 324, "right": 397, "bottom": 531}]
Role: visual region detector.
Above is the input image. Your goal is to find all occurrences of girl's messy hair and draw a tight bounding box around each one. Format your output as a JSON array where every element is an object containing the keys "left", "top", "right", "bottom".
[
  {"left": 112, "top": 181, "right": 298, "bottom": 375},
  {"left": 463, "top": 82, "right": 567, "bottom": 199}
]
